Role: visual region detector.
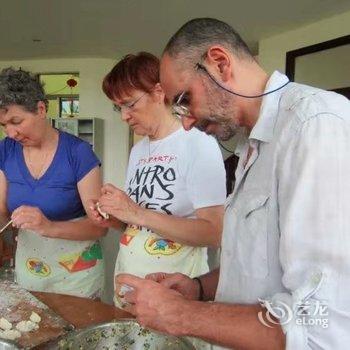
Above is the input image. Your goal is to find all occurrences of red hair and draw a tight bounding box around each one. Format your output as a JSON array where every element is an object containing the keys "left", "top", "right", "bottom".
[{"left": 102, "top": 52, "right": 160, "bottom": 100}]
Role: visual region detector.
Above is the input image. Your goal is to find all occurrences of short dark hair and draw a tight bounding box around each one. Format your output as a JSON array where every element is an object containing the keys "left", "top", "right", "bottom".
[
  {"left": 164, "top": 18, "right": 253, "bottom": 62},
  {"left": 0, "top": 67, "right": 48, "bottom": 112},
  {"left": 102, "top": 52, "right": 160, "bottom": 100}
]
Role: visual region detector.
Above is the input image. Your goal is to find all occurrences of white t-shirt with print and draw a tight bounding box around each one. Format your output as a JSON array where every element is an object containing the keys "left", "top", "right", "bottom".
[{"left": 114, "top": 127, "right": 226, "bottom": 293}]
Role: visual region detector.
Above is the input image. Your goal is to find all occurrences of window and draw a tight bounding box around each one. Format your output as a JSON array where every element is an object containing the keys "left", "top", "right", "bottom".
[
  {"left": 60, "top": 97, "right": 79, "bottom": 118},
  {"left": 39, "top": 73, "right": 80, "bottom": 118}
]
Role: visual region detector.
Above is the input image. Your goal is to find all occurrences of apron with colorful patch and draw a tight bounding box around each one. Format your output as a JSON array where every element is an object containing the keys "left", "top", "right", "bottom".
[
  {"left": 15, "top": 228, "right": 104, "bottom": 298},
  {"left": 114, "top": 224, "right": 209, "bottom": 308},
  {"left": 115, "top": 224, "right": 208, "bottom": 282},
  {"left": 114, "top": 225, "right": 211, "bottom": 349}
]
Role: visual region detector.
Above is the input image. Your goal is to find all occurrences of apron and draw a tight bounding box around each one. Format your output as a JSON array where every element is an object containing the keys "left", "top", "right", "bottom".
[
  {"left": 15, "top": 227, "right": 104, "bottom": 299},
  {"left": 114, "top": 225, "right": 211, "bottom": 350},
  {"left": 114, "top": 225, "right": 209, "bottom": 305}
]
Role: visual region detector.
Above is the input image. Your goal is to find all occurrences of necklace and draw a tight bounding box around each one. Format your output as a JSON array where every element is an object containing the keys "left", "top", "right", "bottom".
[
  {"left": 24, "top": 148, "right": 49, "bottom": 179},
  {"left": 148, "top": 117, "right": 180, "bottom": 158}
]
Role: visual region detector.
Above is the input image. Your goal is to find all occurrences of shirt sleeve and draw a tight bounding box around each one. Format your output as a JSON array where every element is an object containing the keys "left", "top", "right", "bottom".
[
  {"left": 73, "top": 141, "right": 101, "bottom": 182},
  {"left": 186, "top": 133, "right": 226, "bottom": 209},
  {"left": 268, "top": 114, "right": 350, "bottom": 349}
]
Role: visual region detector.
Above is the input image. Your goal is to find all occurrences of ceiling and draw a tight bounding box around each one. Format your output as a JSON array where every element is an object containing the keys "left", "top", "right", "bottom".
[{"left": 1, "top": 0, "right": 349, "bottom": 60}]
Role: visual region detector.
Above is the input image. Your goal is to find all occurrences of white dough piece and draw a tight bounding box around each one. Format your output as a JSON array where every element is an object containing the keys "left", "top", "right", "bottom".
[
  {"left": 0, "top": 329, "right": 21, "bottom": 340},
  {"left": 116, "top": 284, "right": 135, "bottom": 307},
  {"left": 119, "top": 284, "right": 134, "bottom": 296},
  {"left": 96, "top": 202, "right": 109, "bottom": 219},
  {"left": 16, "top": 320, "right": 39, "bottom": 333},
  {"left": 30, "top": 311, "right": 41, "bottom": 324},
  {"left": 0, "top": 317, "right": 12, "bottom": 330}
]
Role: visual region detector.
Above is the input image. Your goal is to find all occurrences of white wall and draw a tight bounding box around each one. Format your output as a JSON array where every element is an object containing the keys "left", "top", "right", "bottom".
[
  {"left": 0, "top": 58, "right": 129, "bottom": 303},
  {"left": 258, "top": 10, "right": 350, "bottom": 74}
]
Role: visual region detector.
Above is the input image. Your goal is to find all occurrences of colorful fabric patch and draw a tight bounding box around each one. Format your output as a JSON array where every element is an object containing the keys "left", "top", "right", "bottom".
[
  {"left": 26, "top": 258, "right": 51, "bottom": 277},
  {"left": 59, "top": 243, "right": 102, "bottom": 273},
  {"left": 120, "top": 225, "right": 140, "bottom": 246},
  {"left": 144, "top": 236, "right": 182, "bottom": 256}
]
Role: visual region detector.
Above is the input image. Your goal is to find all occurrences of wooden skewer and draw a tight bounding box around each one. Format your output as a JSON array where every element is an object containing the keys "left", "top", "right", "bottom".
[{"left": 0, "top": 220, "right": 13, "bottom": 235}]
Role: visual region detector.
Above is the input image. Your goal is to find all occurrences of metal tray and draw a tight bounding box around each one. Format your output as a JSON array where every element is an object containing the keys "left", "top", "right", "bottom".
[
  {"left": 49, "top": 319, "right": 195, "bottom": 349},
  {"left": 0, "top": 339, "right": 20, "bottom": 350}
]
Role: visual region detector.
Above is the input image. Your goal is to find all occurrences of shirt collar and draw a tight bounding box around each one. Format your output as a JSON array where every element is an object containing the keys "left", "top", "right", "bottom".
[
  {"left": 249, "top": 71, "right": 289, "bottom": 143},
  {"left": 233, "top": 129, "right": 248, "bottom": 157}
]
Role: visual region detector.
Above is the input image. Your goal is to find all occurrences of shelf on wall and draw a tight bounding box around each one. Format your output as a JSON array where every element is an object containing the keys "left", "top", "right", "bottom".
[{"left": 48, "top": 117, "right": 104, "bottom": 162}]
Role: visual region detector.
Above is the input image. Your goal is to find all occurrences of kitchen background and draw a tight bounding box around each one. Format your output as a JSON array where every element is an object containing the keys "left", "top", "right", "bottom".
[{"left": 0, "top": 0, "right": 349, "bottom": 303}]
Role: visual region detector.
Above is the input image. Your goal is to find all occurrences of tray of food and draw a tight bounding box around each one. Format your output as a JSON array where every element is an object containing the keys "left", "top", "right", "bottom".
[
  {"left": 0, "top": 281, "right": 73, "bottom": 349},
  {"left": 48, "top": 320, "right": 195, "bottom": 350}
]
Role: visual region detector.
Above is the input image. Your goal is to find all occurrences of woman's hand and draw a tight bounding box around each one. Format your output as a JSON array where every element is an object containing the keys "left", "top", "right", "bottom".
[
  {"left": 11, "top": 205, "right": 54, "bottom": 237},
  {"left": 98, "top": 184, "right": 144, "bottom": 226},
  {"left": 87, "top": 199, "right": 113, "bottom": 228},
  {"left": 87, "top": 199, "right": 123, "bottom": 230}
]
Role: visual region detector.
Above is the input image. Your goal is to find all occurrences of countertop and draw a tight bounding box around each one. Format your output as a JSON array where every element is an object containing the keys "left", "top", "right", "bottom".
[{"left": 32, "top": 292, "right": 131, "bottom": 329}]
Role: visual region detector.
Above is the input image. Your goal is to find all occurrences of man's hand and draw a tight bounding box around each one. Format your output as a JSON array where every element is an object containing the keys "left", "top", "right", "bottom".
[
  {"left": 11, "top": 206, "right": 53, "bottom": 236},
  {"left": 146, "top": 272, "right": 201, "bottom": 301},
  {"left": 98, "top": 184, "right": 144, "bottom": 226},
  {"left": 116, "top": 273, "right": 192, "bottom": 336}
]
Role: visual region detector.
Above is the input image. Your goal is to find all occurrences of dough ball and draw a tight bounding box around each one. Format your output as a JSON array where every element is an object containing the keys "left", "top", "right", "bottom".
[
  {"left": 30, "top": 311, "right": 41, "bottom": 324},
  {"left": 96, "top": 202, "right": 109, "bottom": 219},
  {"left": 0, "top": 329, "right": 21, "bottom": 340},
  {"left": 16, "top": 320, "right": 39, "bottom": 333},
  {"left": 0, "top": 317, "right": 12, "bottom": 331}
]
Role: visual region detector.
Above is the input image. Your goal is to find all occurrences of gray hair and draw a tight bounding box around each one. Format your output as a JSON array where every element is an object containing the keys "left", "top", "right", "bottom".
[
  {"left": 0, "top": 67, "right": 48, "bottom": 113},
  {"left": 164, "top": 18, "right": 254, "bottom": 64}
]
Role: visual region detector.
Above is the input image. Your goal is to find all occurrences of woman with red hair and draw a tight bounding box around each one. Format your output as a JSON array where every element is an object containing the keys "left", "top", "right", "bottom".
[{"left": 90, "top": 52, "right": 226, "bottom": 307}]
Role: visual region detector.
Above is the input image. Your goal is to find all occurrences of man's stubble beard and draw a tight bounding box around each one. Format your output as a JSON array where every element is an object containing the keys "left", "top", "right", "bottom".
[{"left": 197, "top": 81, "right": 240, "bottom": 141}]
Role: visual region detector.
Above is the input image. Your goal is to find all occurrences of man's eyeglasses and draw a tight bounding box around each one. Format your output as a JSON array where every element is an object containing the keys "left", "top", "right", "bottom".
[
  {"left": 172, "top": 91, "right": 191, "bottom": 118},
  {"left": 172, "top": 60, "right": 290, "bottom": 122},
  {"left": 171, "top": 63, "right": 207, "bottom": 118},
  {"left": 113, "top": 92, "right": 147, "bottom": 113}
]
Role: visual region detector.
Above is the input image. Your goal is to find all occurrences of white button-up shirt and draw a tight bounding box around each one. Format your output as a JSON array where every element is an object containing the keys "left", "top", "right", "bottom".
[{"left": 215, "top": 71, "right": 350, "bottom": 349}]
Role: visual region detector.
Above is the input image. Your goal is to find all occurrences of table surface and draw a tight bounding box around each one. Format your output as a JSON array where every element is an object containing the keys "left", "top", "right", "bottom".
[{"left": 32, "top": 292, "right": 131, "bottom": 329}]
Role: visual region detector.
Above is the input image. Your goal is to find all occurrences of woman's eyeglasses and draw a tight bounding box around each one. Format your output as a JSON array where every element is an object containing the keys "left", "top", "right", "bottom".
[{"left": 113, "top": 92, "right": 147, "bottom": 113}]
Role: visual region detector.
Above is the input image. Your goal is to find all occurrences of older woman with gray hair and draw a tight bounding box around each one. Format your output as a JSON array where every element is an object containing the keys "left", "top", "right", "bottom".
[{"left": 0, "top": 67, "right": 106, "bottom": 298}]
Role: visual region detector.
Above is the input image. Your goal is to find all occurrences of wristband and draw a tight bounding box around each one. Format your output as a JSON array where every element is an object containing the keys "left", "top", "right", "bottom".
[{"left": 193, "top": 277, "right": 204, "bottom": 301}]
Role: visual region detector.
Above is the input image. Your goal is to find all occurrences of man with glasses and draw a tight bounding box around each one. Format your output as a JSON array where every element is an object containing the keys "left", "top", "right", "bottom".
[{"left": 117, "top": 18, "right": 350, "bottom": 349}]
